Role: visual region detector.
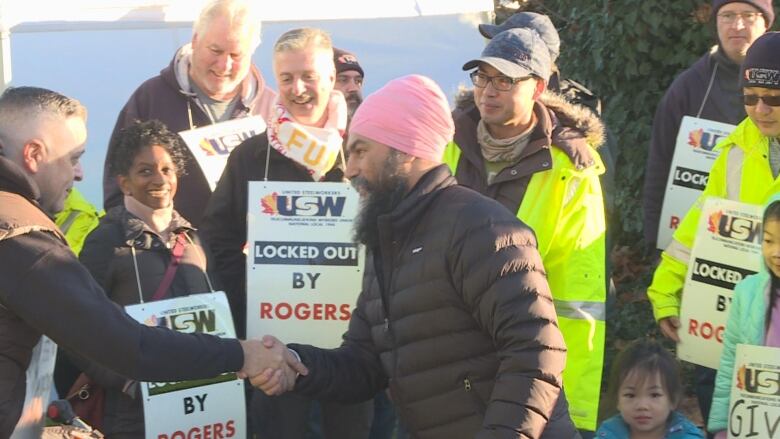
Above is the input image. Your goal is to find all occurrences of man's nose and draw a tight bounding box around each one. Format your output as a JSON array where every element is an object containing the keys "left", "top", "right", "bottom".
[
  {"left": 74, "top": 162, "right": 84, "bottom": 182},
  {"left": 215, "top": 53, "right": 232, "bottom": 72},
  {"left": 345, "top": 155, "right": 358, "bottom": 179},
  {"left": 292, "top": 78, "right": 307, "bottom": 96}
]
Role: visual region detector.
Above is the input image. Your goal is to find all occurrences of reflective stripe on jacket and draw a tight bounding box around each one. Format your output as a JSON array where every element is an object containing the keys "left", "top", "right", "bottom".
[
  {"left": 444, "top": 93, "right": 607, "bottom": 431},
  {"left": 648, "top": 117, "right": 778, "bottom": 321},
  {"left": 54, "top": 188, "right": 103, "bottom": 256}
]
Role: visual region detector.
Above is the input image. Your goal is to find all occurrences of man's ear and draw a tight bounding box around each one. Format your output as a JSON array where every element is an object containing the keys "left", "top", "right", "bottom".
[
  {"left": 532, "top": 78, "right": 546, "bottom": 101},
  {"left": 21, "top": 140, "right": 45, "bottom": 173}
]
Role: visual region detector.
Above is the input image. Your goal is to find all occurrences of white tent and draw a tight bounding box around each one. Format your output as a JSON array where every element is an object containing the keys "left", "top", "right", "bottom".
[{"left": 2, "top": 0, "right": 493, "bottom": 205}]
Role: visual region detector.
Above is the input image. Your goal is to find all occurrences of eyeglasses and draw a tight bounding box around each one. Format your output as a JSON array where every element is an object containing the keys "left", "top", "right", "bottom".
[
  {"left": 470, "top": 71, "right": 531, "bottom": 92},
  {"left": 717, "top": 11, "right": 764, "bottom": 25},
  {"left": 743, "top": 94, "right": 780, "bottom": 107}
]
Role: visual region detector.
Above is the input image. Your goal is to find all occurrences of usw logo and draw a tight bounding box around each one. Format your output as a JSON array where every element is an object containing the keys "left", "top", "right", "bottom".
[
  {"left": 261, "top": 192, "right": 346, "bottom": 217},
  {"left": 707, "top": 210, "right": 761, "bottom": 243},
  {"left": 199, "top": 129, "right": 262, "bottom": 156},
  {"left": 145, "top": 309, "right": 217, "bottom": 333},
  {"left": 688, "top": 127, "right": 726, "bottom": 151}
]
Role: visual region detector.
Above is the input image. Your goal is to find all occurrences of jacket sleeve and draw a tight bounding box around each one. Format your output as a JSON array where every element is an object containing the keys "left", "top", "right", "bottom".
[
  {"left": 544, "top": 157, "right": 606, "bottom": 310},
  {"left": 451, "top": 216, "right": 567, "bottom": 439},
  {"left": 104, "top": 94, "right": 143, "bottom": 211},
  {"left": 288, "top": 289, "right": 387, "bottom": 403},
  {"left": 648, "top": 147, "right": 730, "bottom": 321},
  {"left": 643, "top": 84, "right": 687, "bottom": 247},
  {"left": 66, "top": 223, "right": 130, "bottom": 389},
  {"left": 200, "top": 144, "right": 249, "bottom": 334},
  {"left": 708, "top": 277, "right": 750, "bottom": 433},
  {"left": 0, "top": 231, "right": 244, "bottom": 382}
]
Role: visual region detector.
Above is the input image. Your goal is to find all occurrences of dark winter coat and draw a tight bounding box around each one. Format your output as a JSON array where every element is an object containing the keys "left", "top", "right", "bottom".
[
  {"left": 0, "top": 156, "right": 242, "bottom": 438},
  {"left": 290, "top": 165, "right": 575, "bottom": 439}
]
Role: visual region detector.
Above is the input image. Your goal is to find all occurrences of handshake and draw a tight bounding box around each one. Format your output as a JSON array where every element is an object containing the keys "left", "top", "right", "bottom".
[{"left": 237, "top": 335, "right": 305, "bottom": 396}]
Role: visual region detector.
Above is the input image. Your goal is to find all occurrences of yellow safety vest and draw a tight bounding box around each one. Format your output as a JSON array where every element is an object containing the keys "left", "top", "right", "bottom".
[
  {"left": 54, "top": 188, "right": 103, "bottom": 256},
  {"left": 649, "top": 117, "right": 779, "bottom": 321},
  {"left": 443, "top": 141, "right": 607, "bottom": 431}
]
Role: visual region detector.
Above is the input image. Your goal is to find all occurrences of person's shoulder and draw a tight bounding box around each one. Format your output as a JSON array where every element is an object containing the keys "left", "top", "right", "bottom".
[
  {"left": 541, "top": 94, "right": 605, "bottom": 173},
  {"left": 441, "top": 185, "right": 536, "bottom": 238},
  {"left": 231, "top": 131, "right": 269, "bottom": 159},
  {"left": 595, "top": 414, "right": 629, "bottom": 437},
  {"left": 667, "top": 411, "right": 705, "bottom": 438},
  {"left": 660, "top": 50, "right": 713, "bottom": 101},
  {"left": 81, "top": 211, "right": 125, "bottom": 249}
]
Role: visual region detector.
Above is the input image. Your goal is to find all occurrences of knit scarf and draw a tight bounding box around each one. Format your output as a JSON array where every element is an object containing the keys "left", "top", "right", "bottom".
[
  {"left": 267, "top": 94, "right": 346, "bottom": 181},
  {"left": 124, "top": 195, "right": 174, "bottom": 244},
  {"left": 477, "top": 118, "right": 536, "bottom": 163}
]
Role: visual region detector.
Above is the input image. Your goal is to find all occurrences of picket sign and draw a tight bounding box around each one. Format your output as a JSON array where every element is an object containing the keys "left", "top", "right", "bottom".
[
  {"left": 124, "top": 292, "right": 245, "bottom": 439},
  {"left": 178, "top": 116, "right": 267, "bottom": 191},
  {"left": 728, "top": 344, "right": 780, "bottom": 439},
  {"left": 677, "top": 198, "right": 762, "bottom": 369},
  {"left": 657, "top": 116, "right": 735, "bottom": 250},
  {"left": 246, "top": 181, "right": 363, "bottom": 348}
]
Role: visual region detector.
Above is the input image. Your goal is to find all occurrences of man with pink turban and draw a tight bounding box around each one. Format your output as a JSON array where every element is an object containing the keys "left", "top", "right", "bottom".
[{"left": 252, "top": 74, "right": 578, "bottom": 439}]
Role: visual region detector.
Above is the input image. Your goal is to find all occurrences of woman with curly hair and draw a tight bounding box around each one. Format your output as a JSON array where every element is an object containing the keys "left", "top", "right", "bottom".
[{"left": 67, "top": 119, "right": 221, "bottom": 438}]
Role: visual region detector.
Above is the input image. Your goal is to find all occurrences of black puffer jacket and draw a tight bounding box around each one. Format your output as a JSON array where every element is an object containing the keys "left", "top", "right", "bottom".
[
  {"left": 291, "top": 165, "right": 574, "bottom": 439},
  {"left": 200, "top": 133, "right": 344, "bottom": 337}
]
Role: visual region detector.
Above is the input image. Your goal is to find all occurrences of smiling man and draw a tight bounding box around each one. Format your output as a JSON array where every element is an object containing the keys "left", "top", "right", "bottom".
[
  {"left": 102, "top": 0, "right": 276, "bottom": 227},
  {"left": 200, "top": 27, "right": 373, "bottom": 439}
]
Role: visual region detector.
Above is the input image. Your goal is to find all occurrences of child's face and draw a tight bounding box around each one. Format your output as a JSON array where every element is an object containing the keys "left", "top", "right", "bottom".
[
  {"left": 617, "top": 370, "right": 674, "bottom": 437},
  {"left": 762, "top": 219, "right": 780, "bottom": 278}
]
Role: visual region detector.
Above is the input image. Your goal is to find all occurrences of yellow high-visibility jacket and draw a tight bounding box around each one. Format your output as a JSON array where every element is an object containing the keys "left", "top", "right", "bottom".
[
  {"left": 54, "top": 188, "right": 103, "bottom": 256},
  {"left": 649, "top": 117, "right": 778, "bottom": 320},
  {"left": 444, "top": 92, "right": 607, "bottom": 431}
]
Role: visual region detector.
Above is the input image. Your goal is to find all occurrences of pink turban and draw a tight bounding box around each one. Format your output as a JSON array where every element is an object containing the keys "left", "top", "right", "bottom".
[{"left": 349, "top": 74, "right": 455, "bottom": 162}]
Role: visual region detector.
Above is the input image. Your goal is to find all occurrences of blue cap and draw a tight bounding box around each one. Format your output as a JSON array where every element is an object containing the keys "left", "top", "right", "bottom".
[
  {"left": 479, "top": 12, "right": 560, "bottom": 62},
  {"left": 462, "top": 28, "right": 552, "bottom": 80}
]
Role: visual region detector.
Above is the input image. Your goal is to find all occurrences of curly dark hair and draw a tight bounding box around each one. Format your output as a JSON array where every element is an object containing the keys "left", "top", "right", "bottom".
[
  {"left": 107, "top": 119, "right": 188, "bottom": 177},
  {"left": 604, "top": 339, "right": 682, "bottom": 416}
]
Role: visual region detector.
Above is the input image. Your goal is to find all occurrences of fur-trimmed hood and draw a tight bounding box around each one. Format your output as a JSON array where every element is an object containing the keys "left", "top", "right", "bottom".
[{"left": 453, "top": 87, "right": 605, "bottom": 149}]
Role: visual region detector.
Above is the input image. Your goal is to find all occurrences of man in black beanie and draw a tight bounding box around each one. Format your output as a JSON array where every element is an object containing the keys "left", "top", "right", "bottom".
[{"left": 333, "top": 47, "right": 365, "bottom": 118}]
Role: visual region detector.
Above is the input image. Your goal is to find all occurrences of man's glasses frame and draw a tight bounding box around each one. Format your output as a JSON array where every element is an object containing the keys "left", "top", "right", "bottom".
[
  {"left": 716, "top": 11, "right": 764, "bottom": 25},
  {"left": 469, "top": 70, "right": 532, "bottom": 92}
]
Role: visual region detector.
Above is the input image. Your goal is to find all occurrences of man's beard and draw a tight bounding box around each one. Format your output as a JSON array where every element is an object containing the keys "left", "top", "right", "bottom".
[
  {"left": 351, "top": 152, "right": 408, "bottom": 249},
  {"left": 345, "top": 92, "right": 363, "bottom": 119}
]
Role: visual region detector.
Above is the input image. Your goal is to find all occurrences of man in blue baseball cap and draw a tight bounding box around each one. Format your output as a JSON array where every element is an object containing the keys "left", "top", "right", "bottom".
[{"left": 443, "top": 27, "right": 608, "bottom": 436}]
